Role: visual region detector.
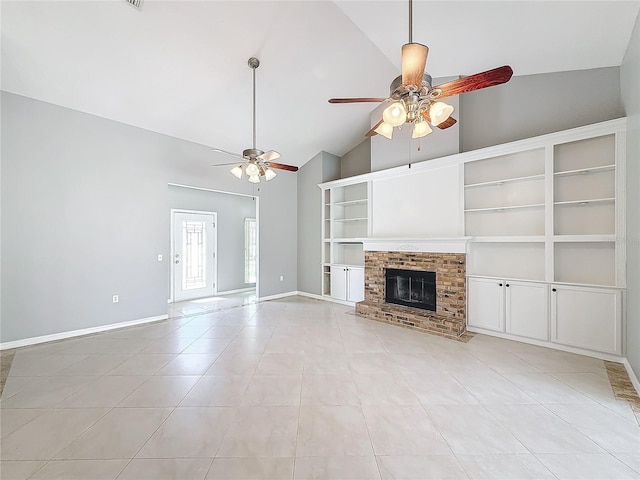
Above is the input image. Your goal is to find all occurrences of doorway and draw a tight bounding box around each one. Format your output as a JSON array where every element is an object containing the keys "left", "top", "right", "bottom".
[{"left": 172, "top": 210, "right": 217, "bottom": 302}]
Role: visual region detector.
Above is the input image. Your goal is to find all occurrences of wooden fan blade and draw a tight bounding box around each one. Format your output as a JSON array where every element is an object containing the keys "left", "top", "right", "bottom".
[
  {"left": 432, "top": 65, "right": 513, "bottom": 99},
  {"left": 436, "top": 116, "right": 457, "bottom": 130},
  {"left": 366, "top": 119, "right": 383, "bottom": 138},
  {"left": 266, "top": 162, "right": 298, "bottom": 172},
  {"left": 328, "top": 98, "right": 387, "bottom": 104},
  {"left": 212, "top": 148, "right": 244, "bottom": 160},
  {"left": 421, "top": 110, "right": 456, "bottom": 129},
  {"left": 211, "top": 162, "right": 243, "bottom": 167},
  {"left": 257, "top": 150, "right": 281, "bottom": 162},
  {"left": 402, "top": 43, "right": 429, "bottom": 88}
]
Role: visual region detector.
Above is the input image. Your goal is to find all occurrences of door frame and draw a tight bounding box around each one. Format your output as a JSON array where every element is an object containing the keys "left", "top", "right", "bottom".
[
  {"left": 170, "top": 209, "right": 218, "bottom": 303},
  {"left": 167, "top": 183, "right": 260, "bottom": 304}
]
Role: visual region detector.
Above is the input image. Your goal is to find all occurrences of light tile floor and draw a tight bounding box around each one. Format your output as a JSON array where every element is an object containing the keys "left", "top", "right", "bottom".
[{"left": 1, "top": 295, "right": 639, "bottom": 480}]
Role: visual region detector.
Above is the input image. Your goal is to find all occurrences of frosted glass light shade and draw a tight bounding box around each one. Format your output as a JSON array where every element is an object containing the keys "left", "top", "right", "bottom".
[
  {"left": 246, "top": 162, "right": 259, "bottom": 176},
  {"left": 412, "top": 120, "right": 433, "bottom": 138},
  {"left": 374, "top": 121, "right": 394, "bottom": 139},
  {"left": 382, "top": 102, "right": 406, "bottom": 127},
  {"left": 429, "top": 102, "right": 454, "bottom": 126},
  {"left": 264, "top": 168, "right": 277, "bottom": 181},
  {"left": 230, "top": 165, "right": 243, "bottom": 179},
  {"left": 248, "top": 174, "right": 260, "bottom": 183}
]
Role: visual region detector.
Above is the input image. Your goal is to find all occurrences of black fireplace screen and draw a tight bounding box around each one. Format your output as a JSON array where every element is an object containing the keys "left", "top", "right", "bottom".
[{"left": 385, "top": 268, "right": 436, "bottom": 311}]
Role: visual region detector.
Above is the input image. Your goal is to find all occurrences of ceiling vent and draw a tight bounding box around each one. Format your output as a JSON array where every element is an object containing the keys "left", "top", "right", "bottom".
[{"left": 124, "top": 0, "right": 143, "bottom": 10}]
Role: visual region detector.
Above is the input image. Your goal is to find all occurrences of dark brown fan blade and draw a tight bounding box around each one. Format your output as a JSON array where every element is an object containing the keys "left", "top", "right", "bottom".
[
  {"left": 421, "top": 110, "right": 457, "bottom": 130},
  {"left": 266, "top": 162, "right": 298, "bottom": 172},
  {"left": 402, "top": 43, "right": 429, "bottom": 88},
  {"left": 436, "top": 116, "right": 457, "bottom": 129},
  {"left": 432, "top": 65, "right": 513, "bottom": 99},
  {"left": 366, "top": 119, "right": 383, "bottom": 138},
  {"left": 328, "top": 98, "right": 387, "bottom": 104}
]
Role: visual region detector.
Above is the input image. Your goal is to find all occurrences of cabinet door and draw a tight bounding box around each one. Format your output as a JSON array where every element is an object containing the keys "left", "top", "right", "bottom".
[
  {"left": 467, "top": 277, "right": 505, "bottom": 332},
  {"left": 347, "top": 267, "right": 365, "bottom": 303},
  {"left": 551, "top": 285, "right": 621, "bottom": 355},
  {"left": 505, "top": 281, "right": 549, "bottom": 340},
  {"left": 330, "top": 266, "right": 347, "bottom": 301}
]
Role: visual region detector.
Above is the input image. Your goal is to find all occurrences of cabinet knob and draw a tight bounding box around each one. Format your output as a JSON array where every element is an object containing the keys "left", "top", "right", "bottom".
[
  {"left": 506, "top": 284, "right": 510, "bottom": 287},
  {"left": 552, "top": 288, "right": 557, "bottom": 292},
  {"left": 498, "top": 283, "right": 503, "bottom": 287}
]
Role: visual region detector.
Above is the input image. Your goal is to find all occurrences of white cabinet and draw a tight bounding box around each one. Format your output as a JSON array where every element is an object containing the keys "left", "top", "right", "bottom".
[
  {"left": 330, "top": 266, "right": 364, "bottom": 303},
  {"left": 551, "top": 285, "right": 622, "bottom": 355},
  {"left": 506, "top": 281, "right": 549, "bottom": 340},
  {"left": 468, "top": 278, "right": 548, "bottom": 341},
  {"left": 468, "top": 277, "right": 504, "bottom": 332}
]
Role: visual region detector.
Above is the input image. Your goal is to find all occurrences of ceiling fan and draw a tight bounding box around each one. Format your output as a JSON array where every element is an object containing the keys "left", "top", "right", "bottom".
[
  {"left": 329, "top": 0, "right": 513, "bottom": 140},
  {"left": 212, "top": 57, "right": 298, "bottom": 183}
]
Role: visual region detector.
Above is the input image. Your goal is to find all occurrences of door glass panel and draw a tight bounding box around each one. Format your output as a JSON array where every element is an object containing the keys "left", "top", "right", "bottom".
[{"left": 182, "top": 220, "right": 207, "bottom": 290}]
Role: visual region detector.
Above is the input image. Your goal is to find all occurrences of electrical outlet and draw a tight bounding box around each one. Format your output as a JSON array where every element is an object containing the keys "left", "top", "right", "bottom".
[
  {"left": 280, "top": 275, "right": 284, "bottom": 282},
  {"left": 112, "top": 295, "right": 119, "bottom": 303},
  {"left": 157, "top": 254, "right": 163, "bottom": 261}
]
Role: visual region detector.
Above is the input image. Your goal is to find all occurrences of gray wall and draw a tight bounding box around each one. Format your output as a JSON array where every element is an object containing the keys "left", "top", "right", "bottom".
[
  {"left": 168, "top": 185, "right": 256, "bottom": 294},
  {"left": 1, "top": 92, "right": 297, "bottom": 343},
  {"left": 461, "top": 67, "right": 624, "bottom": 151},
  {"left": 340, "top": 138, "right": 371, "bottom": 179},
  {"left": 622, "top": 12, "right": 640, "bottom": 381},
  {"left": 297, "top": 151, "right": 340, "bottom": 295}
]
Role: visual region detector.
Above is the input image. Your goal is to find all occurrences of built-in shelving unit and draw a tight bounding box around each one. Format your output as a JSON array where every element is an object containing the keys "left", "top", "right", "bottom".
[
  {"left": 320, "top": 180, "right": 370, "bottom": 303},
  {"left": 464, "top": 120, "right": 626, "bottom": 356}
]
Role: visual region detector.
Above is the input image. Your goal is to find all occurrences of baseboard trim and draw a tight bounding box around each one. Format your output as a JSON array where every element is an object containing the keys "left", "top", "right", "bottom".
[
  {"left": 0, "top": 314, "right": 169, "bottom": 351},
  {"left": 258, "top": 291, "right": 298, "bottom": 302},
  {"left": 622, "top": 358, "right": 640, "bottom": 396},
  {"left": 466, "top": 326, "right": 626, "bottom": 363},
  {"left": 295, "top": 291, "right": 327, "bottom": 302},
  {"left": 216, "top": 287, "right": 256, "bottom": 296}
]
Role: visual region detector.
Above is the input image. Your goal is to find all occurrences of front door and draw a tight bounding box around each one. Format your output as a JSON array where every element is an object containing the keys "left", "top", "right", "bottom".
[{"left": 172, "top": 211, "right": 216, "bottom": 302}]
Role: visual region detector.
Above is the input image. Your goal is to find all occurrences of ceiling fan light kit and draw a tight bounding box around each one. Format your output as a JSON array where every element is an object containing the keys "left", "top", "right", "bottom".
[{"left": 328, "top": 0, "right": 513, "bottom": 143}]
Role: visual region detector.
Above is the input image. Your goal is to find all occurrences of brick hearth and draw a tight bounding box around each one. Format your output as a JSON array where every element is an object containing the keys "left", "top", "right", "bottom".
[{"left": 355, "top": 251, "right": 466, "bottom": 339}]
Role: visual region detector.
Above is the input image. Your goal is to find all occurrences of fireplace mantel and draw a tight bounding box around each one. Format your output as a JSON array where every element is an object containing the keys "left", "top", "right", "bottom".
[{"left": 362, "top": 237, "right": 470, "bottom": 254}]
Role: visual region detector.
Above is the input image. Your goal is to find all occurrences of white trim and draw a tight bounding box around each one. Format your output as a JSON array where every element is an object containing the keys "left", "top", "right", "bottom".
[
  {"left": 258, "top": 291, "right": 298, "bottom": 301},
  {"left": 216, "top": 287, "right": 255, "bottom": 296},
  {"left": 362, "top": 237, "right": 469, "bottom": 253},
  {"left": 466, "top": 326, "right": 626, "bottom": 362},
  {"left": 296, "top": 291, "right": 327, "bottom": 302},
  {"left": 622, "top": 358, "right": 640, "bottom": 396},
  {"left": 0, "top": 314, "right": 168, "bottom": 351}
]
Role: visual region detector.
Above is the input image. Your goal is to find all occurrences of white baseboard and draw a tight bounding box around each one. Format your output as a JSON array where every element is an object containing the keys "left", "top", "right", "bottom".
[
  {"left": 622, "top": 358, "right": 640, "bottom": 396},
  {"left": 258, "top": 291, "right": 298, "bottom": 302},
  {"left": 217, "top": 287, "right": 256, "bottom": 296},
  {"left": 0, "top": 314, "right": 168, "bottom": 351},
  {"left": 466, "top": 326, "right": 626, "bottom": 363},
  {"left": 295, "top": 291, "right": 327, "bottom": 302}
]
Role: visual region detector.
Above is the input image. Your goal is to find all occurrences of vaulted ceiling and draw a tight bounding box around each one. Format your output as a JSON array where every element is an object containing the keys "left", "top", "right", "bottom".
[{"left": 2, "top": 1, "right": 638, "bottom": 167}]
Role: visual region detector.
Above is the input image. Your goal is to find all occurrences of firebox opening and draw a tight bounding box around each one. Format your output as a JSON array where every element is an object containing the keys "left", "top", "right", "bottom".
[{"left": 385, "top": 268, "right": 436, "bottom": 311}]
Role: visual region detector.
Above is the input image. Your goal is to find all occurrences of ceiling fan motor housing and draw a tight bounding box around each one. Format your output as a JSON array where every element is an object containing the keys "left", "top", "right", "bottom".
[{"left": 243, "top": 148, "right": 264, "bottom": 159}]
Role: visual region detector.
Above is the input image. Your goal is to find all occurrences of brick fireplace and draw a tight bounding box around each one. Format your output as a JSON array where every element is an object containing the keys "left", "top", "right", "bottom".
[{"left": 355, "top": 248, "right": 467, "bottom": 339}]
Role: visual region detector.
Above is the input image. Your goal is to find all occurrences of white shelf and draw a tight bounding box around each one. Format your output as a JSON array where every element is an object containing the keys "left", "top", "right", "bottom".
[
  {"left": 333, "top": 199, "right": 367, "bottom": 207},
  {"left": 465, "top": 203, "right": 545, "bottom": 213},
  {"left": 470, "top": 236, "right": 545, "bottom": 243},
  {"left": 553, "top": 164, "right": 615, "bottom": 177},
  {"left": 553, "top": 235, "right": 616, "bottom": 242},
  {"left": 464, "top": 173, "right": 545, "bottom": 188},
  {"left": 333, "top": 217, "right": 368, "bottom": 222},
  {"left": 332, "top": 238, "right": 368, "bottom": 243},
  {"left": 554, "top": 198, "right": 614, "bottom": 206}
]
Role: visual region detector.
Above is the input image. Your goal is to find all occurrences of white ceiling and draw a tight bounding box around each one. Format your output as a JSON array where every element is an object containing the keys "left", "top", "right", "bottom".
[{"left": 2, "top": 1, "right": 639, "bottom": 167}]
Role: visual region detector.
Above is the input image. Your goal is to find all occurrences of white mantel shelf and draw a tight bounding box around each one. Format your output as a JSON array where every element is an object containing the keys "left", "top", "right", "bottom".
[{"left": 362, "top": 238, "right": 470, "bottom": 254}]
